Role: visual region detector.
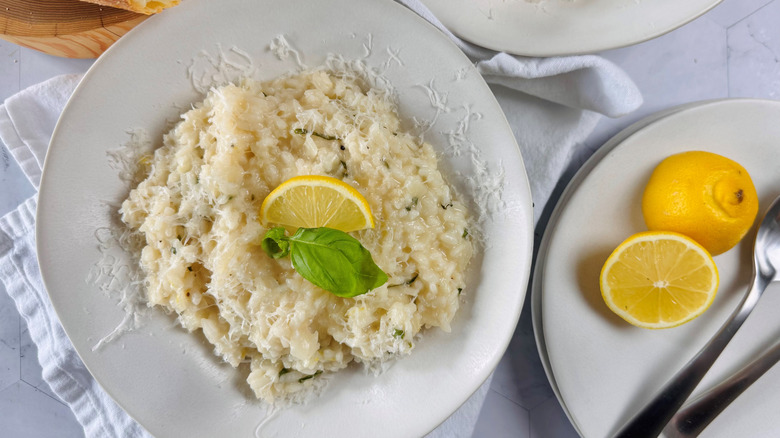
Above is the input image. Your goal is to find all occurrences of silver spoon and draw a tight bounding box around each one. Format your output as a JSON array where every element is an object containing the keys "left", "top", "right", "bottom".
[
  {"left": 613, "top": 194, "right": 780, "bottom": 438},
  {"left": 663, "top": 339, "right": 780, "bottom": 437}
]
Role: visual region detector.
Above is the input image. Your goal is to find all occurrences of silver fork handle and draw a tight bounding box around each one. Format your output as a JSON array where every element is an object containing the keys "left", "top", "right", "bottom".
[
  {"left": 663, "top": 340, "right": 780, "bottom": 438},
  {"left": 612, "top": 271, "right": 769, "bottom": 438}
]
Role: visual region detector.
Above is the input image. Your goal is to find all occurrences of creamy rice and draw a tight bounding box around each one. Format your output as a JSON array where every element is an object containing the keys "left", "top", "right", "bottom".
[{"left": 120, "top": 69, "right": 473, "bottom": 403}]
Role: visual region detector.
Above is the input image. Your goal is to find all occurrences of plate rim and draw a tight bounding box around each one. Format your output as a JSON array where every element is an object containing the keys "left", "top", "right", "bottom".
[{"left": 421, "top": 0, "right": 723, "bottom": 57}]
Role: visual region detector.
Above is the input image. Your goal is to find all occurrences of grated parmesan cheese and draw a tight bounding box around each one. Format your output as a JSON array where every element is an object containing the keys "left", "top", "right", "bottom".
[{"left": 119, "top": 68, "right": 474, "bottom": 403}]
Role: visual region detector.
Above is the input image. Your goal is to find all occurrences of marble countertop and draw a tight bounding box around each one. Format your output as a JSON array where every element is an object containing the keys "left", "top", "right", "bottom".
[{"left": 2, "top": 0, "right": 779, "bottom": 436}]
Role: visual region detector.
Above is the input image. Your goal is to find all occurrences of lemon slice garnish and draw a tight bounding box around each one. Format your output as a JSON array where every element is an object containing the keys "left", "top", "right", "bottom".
[{"left": 260, "top": 175, "right": 374, "bottom": 233}]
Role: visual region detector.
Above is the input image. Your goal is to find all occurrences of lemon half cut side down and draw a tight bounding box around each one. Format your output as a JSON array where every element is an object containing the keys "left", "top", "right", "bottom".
[{"left": 642, "top": 151, "right": 758, "bottom": 256}]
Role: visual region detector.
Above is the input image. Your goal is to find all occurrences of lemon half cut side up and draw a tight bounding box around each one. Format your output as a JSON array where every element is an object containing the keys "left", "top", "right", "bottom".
[{"left": 600, "top": 231, "right": 719, "bottom": 329}]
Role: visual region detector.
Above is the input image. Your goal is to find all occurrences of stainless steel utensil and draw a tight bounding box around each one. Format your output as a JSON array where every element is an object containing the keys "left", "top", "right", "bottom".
[
  {"left": 663, "top": 339, "right": 780, "bottom": 437},
  {"left": 613, "top": 194, "right": 780, "bottom": 438}
]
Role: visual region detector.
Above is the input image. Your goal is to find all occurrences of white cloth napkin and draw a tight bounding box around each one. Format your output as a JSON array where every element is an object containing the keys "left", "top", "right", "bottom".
[
  {"left": 0, "top": 75, "right": 150, "bottom": 437},
  {"left": 397, "top": 0, "right": 642, "bottom": 222},
  {"left": 0, "top": 2, "right": 642, "bottom": 437}
]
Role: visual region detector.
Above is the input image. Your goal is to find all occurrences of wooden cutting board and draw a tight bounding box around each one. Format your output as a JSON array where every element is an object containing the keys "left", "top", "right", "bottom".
[{"left": 0, "top": 0, "right": 148, "bottom": 58}]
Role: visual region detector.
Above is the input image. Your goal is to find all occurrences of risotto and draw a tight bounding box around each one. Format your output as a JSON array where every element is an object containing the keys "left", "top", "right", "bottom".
[{"left": 120, "top": 69, "right": 473, "bottom": 402}]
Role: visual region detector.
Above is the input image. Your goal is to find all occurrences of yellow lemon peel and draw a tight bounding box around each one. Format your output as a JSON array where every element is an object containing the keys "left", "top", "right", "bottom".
[{"left": 642, "top": 151, "right": 758, "bottom": 255}]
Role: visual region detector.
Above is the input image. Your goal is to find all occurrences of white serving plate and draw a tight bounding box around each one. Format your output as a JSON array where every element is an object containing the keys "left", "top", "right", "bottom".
[
  {"left": 530, "top": 101, "right": 707, "bottom": 436},
  {"left": 535, "top": 99, "right": 780, "bottom": 437},
  {"left": 36, "top": 0, "right": 534, "bottom": 436}
]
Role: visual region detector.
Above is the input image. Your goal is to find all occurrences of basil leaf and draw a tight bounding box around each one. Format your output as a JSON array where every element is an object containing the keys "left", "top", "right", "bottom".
[
  {"left": 298, "top": 370, "right": 323, "bottom": 383},
  {"left": 261, "top": 226, "right": 290, "bottom": 259},
  {"left": 289, "top": 228, "right": 388, "bottom": 297}
]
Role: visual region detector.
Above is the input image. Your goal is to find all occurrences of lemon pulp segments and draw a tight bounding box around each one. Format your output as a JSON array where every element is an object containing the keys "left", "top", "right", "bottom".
[
  {"left": 260, "top": 175, "right": 374, "bottom": 232},
  {"left": 600, "top": 232, "right": 719, "bottom": 329}
]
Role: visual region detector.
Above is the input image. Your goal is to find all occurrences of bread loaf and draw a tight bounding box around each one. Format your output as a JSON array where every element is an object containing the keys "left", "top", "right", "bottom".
[{"left": 78, "top": 0, "right": 179, "bottom": 15}]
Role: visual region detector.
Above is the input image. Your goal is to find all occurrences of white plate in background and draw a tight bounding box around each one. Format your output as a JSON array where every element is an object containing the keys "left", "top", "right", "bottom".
[{"left": 421, "top": 0, "right": 722, "bottom": 56}]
